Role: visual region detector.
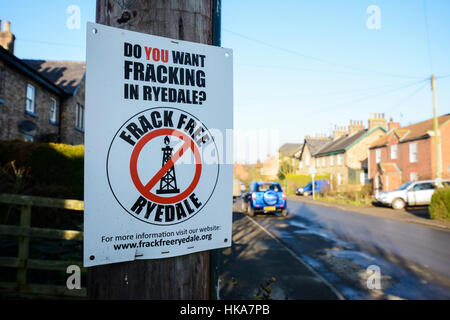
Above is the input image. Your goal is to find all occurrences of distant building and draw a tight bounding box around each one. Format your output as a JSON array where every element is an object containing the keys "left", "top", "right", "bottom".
[
  {"left": 296, "top": 114, "right": 387, "bottom": 189},
  {"left": 0, "top": 21, "right": 85, "bottom": 144},
  {"left": 296, "top": 135, "right": 331, "bottom": 174},
  {"left": 369, "top": 114, "right": 450, "bottom": 192},
  {"left": 278, "top": 143, "right": 303, "bottom": 174},
  {"left": 260, "top": 154, "right": 279, "bottom": 180}
]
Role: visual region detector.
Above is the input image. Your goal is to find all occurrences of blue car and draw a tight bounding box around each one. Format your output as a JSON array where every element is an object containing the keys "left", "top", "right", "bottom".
[
  {"left": 242, "top": 181, "right": 287, "bottom": 217},
  {"left": 296, "top": 180, "right": 330, "bottom": 196}
]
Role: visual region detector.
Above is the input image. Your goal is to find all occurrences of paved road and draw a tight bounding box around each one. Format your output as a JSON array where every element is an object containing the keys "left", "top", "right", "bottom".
[{"left": 226, "top": 198, "right": 450, "bottom": 300}]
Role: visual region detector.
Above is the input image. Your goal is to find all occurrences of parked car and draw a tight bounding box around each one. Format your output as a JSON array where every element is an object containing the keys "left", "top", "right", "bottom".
[
  {"left": 241, "top": 181, "right": 287, "bottom": 217},
  {"left": 375, "top": 179, "right": 450, "bottom": 210},
  {"left": 296, "top": 180, "right": 330, "bottom": 196},
  {"left": 233, "top": 178, "right": 242, "bottom": 199}
]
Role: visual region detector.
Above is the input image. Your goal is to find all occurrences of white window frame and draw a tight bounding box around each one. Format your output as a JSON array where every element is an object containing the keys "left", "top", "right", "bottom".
[
  {"left": 75, "top": 103, "right": 85, "bottom": 130},
  {"left": 337, "top": 173, "right": 343, "bottom": 185},
  {"left": 390, "top": 144, "right": 398, "bottom": 160},
  {"left": 316, "top": 158, "right": 320, "bottom": 167},
  {"left": 330, "top": 155, "right": 334, "bottom": 166},
  {"left": 337, "top": 154, "right": 343, "bottom": 165},
  {"left": 50, "top": 98, "right": 57, "bottom": 123},
  {"left": 26, "top": 84, "right": 35, "bottom": 113},
  {"left": 322, "top": 157, "right": 326, "bottom": 167},
  {"left": 299, "top": 160, "right": 303, "bottom": 169},
  {"left": 305, "top": 155, "right": 310, "bottom": 166},
  {"left": 410, "top": 172, "right": 419, "bottom": 181},
  {"left": 409, "top": 142, "right": 418, "bottom": 163},
  {"left": 360, "top": 172, "right": 367, "bottom": 186},
  {"left": 375, "top": 149, "right": 381, "bottom": 164}
]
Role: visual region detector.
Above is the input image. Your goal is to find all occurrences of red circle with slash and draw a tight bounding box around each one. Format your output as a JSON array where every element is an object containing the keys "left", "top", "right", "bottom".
[{"left": 129, "top": 128, "right": 202, "bottom": 205}]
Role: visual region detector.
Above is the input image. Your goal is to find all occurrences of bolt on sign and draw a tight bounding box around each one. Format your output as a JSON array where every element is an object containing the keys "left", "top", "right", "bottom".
[{"left": 84, "top": 23, "right": 233, "bottom": 267}]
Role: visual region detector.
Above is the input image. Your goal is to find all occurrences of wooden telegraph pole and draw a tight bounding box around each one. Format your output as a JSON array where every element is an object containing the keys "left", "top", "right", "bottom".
[{"left": 88, "top": 0, "right": 221, "bottom": 299}]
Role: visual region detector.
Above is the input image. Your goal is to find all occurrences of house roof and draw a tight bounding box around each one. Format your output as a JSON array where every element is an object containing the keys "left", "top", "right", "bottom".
[
  {"left": 370, "top": 114, "right": 450, "bottom": 149},
  {"left": 22, "top": 59, "right": 85, "bottom": 95},
  {"left": 0, "top": 46, "right": 65, "bottom": 96},
  {"left": 304, "top": 138, "right": 331, "bottom": 156},
  {"left": 279, "top": 143, "right": 303, "bottom": 158},
  {"left": 315, "top": 130, "right": 367, "bottom": 156}
]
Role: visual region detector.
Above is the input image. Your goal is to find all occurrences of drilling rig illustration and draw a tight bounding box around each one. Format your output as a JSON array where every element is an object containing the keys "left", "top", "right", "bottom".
[{"left": 156, "top": 136, "right": 180, "bottom": 194}]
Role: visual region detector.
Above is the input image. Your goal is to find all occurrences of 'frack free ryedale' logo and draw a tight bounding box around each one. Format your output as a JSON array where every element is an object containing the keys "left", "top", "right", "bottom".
[{"left": 107, "top": 107, "right": 219, "bottom": 226}]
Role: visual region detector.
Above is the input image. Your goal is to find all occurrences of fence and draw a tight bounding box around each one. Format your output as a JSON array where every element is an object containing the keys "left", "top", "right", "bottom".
[{"left": 0, "top": 193, "right": 86, "bottom": 299}]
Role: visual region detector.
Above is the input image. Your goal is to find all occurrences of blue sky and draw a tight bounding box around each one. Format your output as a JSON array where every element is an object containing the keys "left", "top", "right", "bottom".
[{"left": 1, "top": 0, "right": 449, "bottom": 162}]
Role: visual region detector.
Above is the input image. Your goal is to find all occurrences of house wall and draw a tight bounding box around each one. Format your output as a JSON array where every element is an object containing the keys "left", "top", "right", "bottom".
[
  {"left": 60, "top": 77, "right": 85, "bottom": 145},
  {"left": 297, "top": 144, "right": 312, "bottom": 174},
  {"left": 0, "top": 60, "right": 60, "bottom": 141},
  {"left": 368, "top": 123, "right": 450, "bottom": 191},
  {"left": 345, "top": 127, "right": 386, "bottom": 169}
]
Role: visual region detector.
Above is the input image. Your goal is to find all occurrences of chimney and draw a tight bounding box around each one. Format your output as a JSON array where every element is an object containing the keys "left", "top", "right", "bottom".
[
  {"left": 388, "top": 117, "right": 400, "bottom": 131},
  {"left": 333, "top": 125, "right": 347, "bottom": 140},
  {"left": 348, "top": 120, "right": 364, "bottom": 135},
  {"left": 368, "top": 113, "right": 387, "bottom": 131},
  {"left": 0, "top": 20, "right": 15, "bottom": 54}
]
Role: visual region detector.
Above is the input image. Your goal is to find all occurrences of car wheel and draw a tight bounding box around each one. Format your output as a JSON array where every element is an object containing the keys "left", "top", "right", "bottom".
[
  {"left": 392, "top": 198, "right": 406, "bottom": 210},
  {"left": 247, "top": 205, "right": 255, "bottom": 217}
]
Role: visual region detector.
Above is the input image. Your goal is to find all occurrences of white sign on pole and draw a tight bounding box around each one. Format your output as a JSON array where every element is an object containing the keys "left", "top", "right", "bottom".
[{"left": 84, "top": 22, "right": 233, "bottom": 267}]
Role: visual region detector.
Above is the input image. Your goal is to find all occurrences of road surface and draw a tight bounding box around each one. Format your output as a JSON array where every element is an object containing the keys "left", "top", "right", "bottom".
[{"left": 223, "top": 198, "right": 450, "bottom": 299}]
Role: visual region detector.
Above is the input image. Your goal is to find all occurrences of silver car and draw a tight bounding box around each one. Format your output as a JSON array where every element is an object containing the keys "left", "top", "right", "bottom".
[{"left": 376, "top": 179, "right": 450, "bottom": 210}]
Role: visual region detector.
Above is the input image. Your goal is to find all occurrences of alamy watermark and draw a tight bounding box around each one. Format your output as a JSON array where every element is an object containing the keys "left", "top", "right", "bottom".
[
  {"left": 366, "top": 265, "right": 382, "bottom": 290},
  {"left": 366, "top": 5, "right": 381, "bottom": 30},
  {"left": 66, "top": 5, "right": 81, "bottom": 30},
  {"left": 66, "top": 264, "right": 81, "bottom": 290}
]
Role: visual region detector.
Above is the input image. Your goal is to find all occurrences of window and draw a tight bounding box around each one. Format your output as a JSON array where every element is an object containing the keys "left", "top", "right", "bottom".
[
  {"left": 322, "top": 157, "right": 326, "bottom": 167},
  {"left": 360, "top": 172, "right": 367, "bottom": 185},
  {"left": 409, "top": 143, "right": 418, "bottom": 163},
  {"left": 23, "top": 134, "right": 34, "bottom": 142},
  {"left": 337, "top": 154, "right": 343, "bottom": 165},
  {"left": 316, "top": 158, "right": 320, "bottom": 167},
  {"left": 50, "top": 98, "right": 57, "bottom": 123},
  {"left": 390, "top": 144, "right": 398, "bottom": 160},
  {"left": 256, "top": 183, "right": 281, "bottom": 192},
  {"left": 26, "top": 84, "right": 35, "bottom": 113},
  {"left": 410, "top": 172, "right": 419, "bottom": 181},
  {"left": 330, "top": 155, "right": 334, "bottom": 166},
  {"left": 337, "top": 173, "right": 343, "bottom": 185},
  {"left": 299, "top": 161, "right": 303, "bottom": 169},
  {"left": 75, "top": 103, "right": 85, "bottom": 130},
  {"left": 412, "top": 183, "right": 435, "bottom": 191},
  {"left": 305, "top": 155, "right": 310, "bottom": 166},
  {"left": 375, "top": 149, "right": 381, "bottom": 163}
]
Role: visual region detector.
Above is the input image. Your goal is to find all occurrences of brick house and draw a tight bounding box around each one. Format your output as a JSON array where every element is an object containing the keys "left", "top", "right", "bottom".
[
  {"left": 297, "top": 135, "right": 330, "bottom": 174},
  {"left": 369, "top": 114, "right": 450, "bottom": 192},
  {"left": 0, "top": 21, "right": 85, "bottom": 144},
  {"left": 260, "top": 154, "right": 279, "bottom": 180},
  {"left": 312, "top": 115, "right": 387, "bottom": 188}
]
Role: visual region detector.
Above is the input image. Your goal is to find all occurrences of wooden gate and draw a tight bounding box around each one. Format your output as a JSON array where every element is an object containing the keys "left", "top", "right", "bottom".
[{"left": 0, "top": 193, "right": 86, "bottom": 299}]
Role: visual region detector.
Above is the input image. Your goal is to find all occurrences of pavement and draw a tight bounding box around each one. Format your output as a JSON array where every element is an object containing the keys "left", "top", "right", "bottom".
[{"left": 219, "top": 206, "right": 343, "bottom": 300}]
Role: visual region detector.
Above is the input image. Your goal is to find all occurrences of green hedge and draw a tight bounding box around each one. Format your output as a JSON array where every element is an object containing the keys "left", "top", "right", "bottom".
[
  {"left": 0, "top": 140, "right": 84, "bottom": 199},
  {"left": 429, "top": 187, "right": 450, "bottom": 220}
]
